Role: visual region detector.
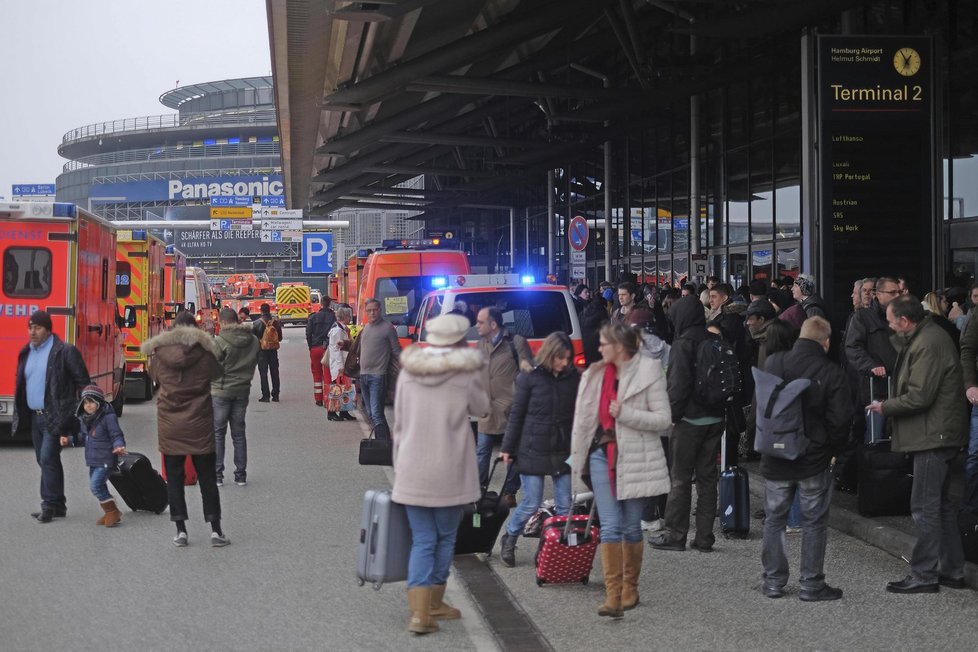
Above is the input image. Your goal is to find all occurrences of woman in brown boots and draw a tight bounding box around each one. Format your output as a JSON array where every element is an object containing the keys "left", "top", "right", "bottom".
[
  {"left": 570, "top": 322, "right": 672, "bottom": 618},
  {"left": 391, "top": 314, "right": 489, "bottom": 635},
  {"left": 74, "top": 385, "right": 126, "bottom": 527}
]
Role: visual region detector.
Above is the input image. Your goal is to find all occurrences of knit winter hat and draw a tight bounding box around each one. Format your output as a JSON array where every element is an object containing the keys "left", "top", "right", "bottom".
[
  {"left": 80, "top": 385, "right": 105, "bottom": 404},
  {"left": 28, "top": 310, "right": 53, "bottom": 331},
  {"left": 794, "top": 274, "right": 816, "bottom": 297}
]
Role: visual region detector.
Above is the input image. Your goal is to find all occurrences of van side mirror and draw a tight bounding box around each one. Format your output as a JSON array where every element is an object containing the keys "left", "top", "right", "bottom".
[{"left": 395, "top": 325, "right": 409, "bottom": 338}]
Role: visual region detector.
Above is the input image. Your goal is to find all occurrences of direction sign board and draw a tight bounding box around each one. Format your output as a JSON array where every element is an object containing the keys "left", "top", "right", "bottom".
[
  {"left": 209, "top": 196, "right": 252, "bottom": 207},
  {"left": 261, "top": 218, "right": 303, "bottom": 231},
  {"left": 259, "top": 207, "right": 303, "bottom": 219},
  {"left": 261, "top": 230, "right": 303, "bottom": 243},
  {"left": 302, "top": 233, "right": 333, "bottom": 273},
  {"left": 12, "top": 184, "right": 56, "bottom": 196},
  {"left": 211, "top": 219, "right": 254, "bottom": 231},
  {"left": 210, "top": 206, "right": 253, "bottom": 218},
  {"left": 261, "top": 195, "right": 286, "bottom": 206},
  {"left": 568, "top": 215, "right": 589, "bottom": 252}
]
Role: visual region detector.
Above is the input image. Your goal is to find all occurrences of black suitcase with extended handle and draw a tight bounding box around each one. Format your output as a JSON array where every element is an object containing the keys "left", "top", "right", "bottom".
[{"left": 109, "top": 452, "right": 168, "bottom": 514}]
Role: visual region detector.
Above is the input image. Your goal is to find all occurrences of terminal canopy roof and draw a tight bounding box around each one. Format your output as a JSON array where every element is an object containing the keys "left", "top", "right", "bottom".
[{"left": 267, "top": 0, "right": 872, "bottom": 217}]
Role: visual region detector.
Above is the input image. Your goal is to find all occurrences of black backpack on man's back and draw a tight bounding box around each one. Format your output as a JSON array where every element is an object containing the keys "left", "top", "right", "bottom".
[{"left": 693, "top": 336, "right": 742, "bottom": 407}]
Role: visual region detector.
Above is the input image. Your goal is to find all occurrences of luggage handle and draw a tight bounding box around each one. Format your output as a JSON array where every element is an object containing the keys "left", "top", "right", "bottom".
[
  {"left": 369, "top": 516, "right": 379, "bottom": 556},
  {"left": 562, "top": 495, "right": 597, "bottom": 544},
  {"left": 867, "top": 375, "right": 892, "bottom": 444}
]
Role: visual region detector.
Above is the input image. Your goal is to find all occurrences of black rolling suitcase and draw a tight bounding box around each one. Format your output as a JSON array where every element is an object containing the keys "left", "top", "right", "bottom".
[
  {"left": 959, "top": 510, "right": 978, "bottom": 564},
  {"left": 110, "top": 452, "right": 168, "bottom": 514},
  {"left": 857, "top": 377, "right": 912, "bottom": 517},
  {"left": 719, "top": 429, "right": 750, "bottom": 538},
  {"left": 454, "top": 459, "right": 510, "bottom": 555}
]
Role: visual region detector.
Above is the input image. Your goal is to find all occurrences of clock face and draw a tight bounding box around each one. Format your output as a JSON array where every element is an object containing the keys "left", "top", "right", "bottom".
[{"left": 893, "top": 47, "right": 921, "bottom": 76}]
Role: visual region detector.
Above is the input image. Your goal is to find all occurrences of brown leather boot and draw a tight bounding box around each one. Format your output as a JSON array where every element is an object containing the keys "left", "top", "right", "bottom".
[
  {"left": 407, "top": 587, "right": 439, "bottom": 634},
  {"left": 598, "top": 543, "right": 624, "bottom": 618},
  {"left": 429, "top": 584, "right": 461, "bottom": 620},
  {"left": 621, "top": 542, "right": 644, "bottom": 610},
  {"left": 101, "top": 500, "right": 122, "bottom": 528},
  {"left": 96, "top": 501, "right": 108, "bottom": 526}
]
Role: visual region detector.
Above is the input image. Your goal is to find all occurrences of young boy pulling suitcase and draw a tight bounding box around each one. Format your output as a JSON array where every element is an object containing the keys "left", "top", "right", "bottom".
[{"left": 68, "top": 385, "right": 127, "bottom": 527}]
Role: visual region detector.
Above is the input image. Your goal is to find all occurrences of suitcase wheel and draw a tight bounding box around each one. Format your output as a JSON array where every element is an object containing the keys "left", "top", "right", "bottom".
[
  {"left": 536, "top": 577, "right": 544, "bottom": 586},
  {"left": 582, "top": 576, "right": 589, "bottom": 585},
  {"left": 356, "top": 578, "right": 365, "bottom": 587},
  {"left": 372, "top": 582, "right": 383, "bottom": 591}
]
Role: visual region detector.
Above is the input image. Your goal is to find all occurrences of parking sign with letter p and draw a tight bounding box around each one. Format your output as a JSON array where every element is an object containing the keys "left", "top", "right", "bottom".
[{"left": 302, "top": 233, "right": 333, "bottom": 273}]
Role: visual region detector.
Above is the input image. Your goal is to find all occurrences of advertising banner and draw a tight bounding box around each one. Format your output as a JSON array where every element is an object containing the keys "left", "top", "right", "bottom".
[{"left": 90, "top": 175, "right": 283, "bottom": 202}]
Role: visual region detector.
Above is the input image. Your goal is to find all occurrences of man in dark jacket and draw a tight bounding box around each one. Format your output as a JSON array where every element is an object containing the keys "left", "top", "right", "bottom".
[
  {"left": 845, "top": 276, "right": 899, "bottom": 410},
  {"left": 759, "top": 317, "right": 850, "bottom": 601},
  {"left": 14, "top": 310, "right": 91, "bottom": 522},
  {"left": 305, "top": 299, "right": 336, "bottom": 406},
  {"left": 960, "top": 304, "right": 978, "bottom": 512},
  {"left": 649, "top": 295, "right": 726, "bottom": 552},
  {"left": 252, "top": 303, "right": 284, "bottom": 402},
  {"left": 869, "top": 296, "right": 968, "bottom": 593}
]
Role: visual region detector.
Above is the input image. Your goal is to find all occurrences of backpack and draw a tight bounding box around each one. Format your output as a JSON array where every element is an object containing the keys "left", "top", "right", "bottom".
[
  {"left": 259, "top": 318, "right": 281, "bottom": 351},
  {"left": 751, "top": 366, "right": 811, "bottom": 460},
  {"left": 692, "top": 336, "right": 741, "bottom": 406}
]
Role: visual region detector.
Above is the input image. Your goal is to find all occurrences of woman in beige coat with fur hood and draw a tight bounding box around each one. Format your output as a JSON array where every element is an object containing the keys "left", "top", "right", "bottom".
[
  {"left": 570, "top": 321, "right": 671, "bottom": 619},
  {"left": 142, "top": 311, "right": 226, "bottom": 548},
  {"left": 391, "top": 313, "right": 489, "bottom": 635}
]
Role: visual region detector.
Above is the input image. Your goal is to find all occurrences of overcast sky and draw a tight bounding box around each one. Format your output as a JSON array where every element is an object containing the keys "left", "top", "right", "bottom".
[{"left": 0, "top": 1, "right": 272, "bottom": 201}]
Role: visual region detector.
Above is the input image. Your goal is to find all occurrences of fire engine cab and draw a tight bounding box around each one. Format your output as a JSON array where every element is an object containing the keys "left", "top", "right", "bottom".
[
  {"left": 0, "top": 202, "right": 127, "bottom": 436},
  {"left": 163, "top": 245, "right": 187, "bottom": 325}
]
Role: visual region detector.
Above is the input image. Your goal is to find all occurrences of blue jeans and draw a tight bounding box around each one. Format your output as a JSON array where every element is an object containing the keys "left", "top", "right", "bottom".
[
  {"left": 476, "top": 433, "right": 521, "bottom": 496},
  {"left": 404, "top": 505, "right": 465, "bottom": 587},
  {"left": 909, "top": 447, "right": 965, "bottom": 582},
  {"left": 589, "top": 447, "right": 644, "bottom": 543},
  {"left": 89, "top": 466, "right": 112, "bottom": 501},
  {"left": 505, "top": 473, "right": 572, "bottom": 537},
  {"left": 32, "top": 415, "right": 66, "bottom": 512},
  {"left": 964, "top": 406, "right": 978, "bottom": 511},
  {"left": 761, "top": 469, "right": 833, "bottom": 592},
  {"left": 787, "top": 492, "right": 802, "bottom": 528},
  {"left": 213, "top": 394, "right": 249, "bottom": 482},
  {"left": 359, "top": 374, "right": 388, "bottom": 432}
]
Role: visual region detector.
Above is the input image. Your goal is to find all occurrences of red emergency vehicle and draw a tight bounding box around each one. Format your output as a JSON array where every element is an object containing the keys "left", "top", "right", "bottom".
[
  {"left": 116, "top": 230, "right": 166, "bottom": 400},
  {"left": 0, "top": 202, "right": 126, "bottom": 438},
  {"left": 164, "top": 244, "right": 187, "bottom": 325}
]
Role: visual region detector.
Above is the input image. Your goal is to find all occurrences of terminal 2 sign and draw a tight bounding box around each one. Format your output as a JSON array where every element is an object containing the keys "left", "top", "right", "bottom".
[{"left": 816, "top": 35, "right": 935, "bottom": 318}]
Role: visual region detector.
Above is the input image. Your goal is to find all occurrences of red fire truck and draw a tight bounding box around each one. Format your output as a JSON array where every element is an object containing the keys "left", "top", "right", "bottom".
[
  {"left": 0, "top": 202, "right": 127, "bottom": 438},
  {"left": 116, "top": 229, "right": 166, "bottom": 400}
]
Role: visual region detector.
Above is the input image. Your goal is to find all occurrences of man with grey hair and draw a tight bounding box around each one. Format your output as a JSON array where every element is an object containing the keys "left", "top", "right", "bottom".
[
  {"left": 860, "top": 277, "right": 877, "bottom": 309},
  {"left": 869, "top": 295, "right": 968, "bottom": 593},
  {"left": 791, "top": 274, "right": 828, "bottom": 320}
]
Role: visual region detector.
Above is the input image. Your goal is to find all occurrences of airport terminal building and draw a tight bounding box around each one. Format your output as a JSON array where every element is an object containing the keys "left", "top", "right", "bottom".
[{"left": 55, "top": 76, "right": 417, "bottom": 280}]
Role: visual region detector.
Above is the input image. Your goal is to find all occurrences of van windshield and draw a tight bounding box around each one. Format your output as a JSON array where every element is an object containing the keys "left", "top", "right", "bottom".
[
  {"left": 426, "top": 290, "right": 572, "bottom": 341},
  {"left": 373, "top": 276, "right": 440, "bottom": 326}
]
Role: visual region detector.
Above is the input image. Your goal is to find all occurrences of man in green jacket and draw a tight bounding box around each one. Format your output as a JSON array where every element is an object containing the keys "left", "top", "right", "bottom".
[
  {"left": 212, "top": 308, "right": 260, "bottom": 487},
  {"left": 867, "top": 295, "right": 968, "bottom": 593},
  {"left": 958, "top": 303, "right": 978, "bottom": 512}
]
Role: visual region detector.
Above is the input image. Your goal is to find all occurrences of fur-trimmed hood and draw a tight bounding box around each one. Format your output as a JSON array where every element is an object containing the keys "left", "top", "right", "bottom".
[
  {"left": 141, "top": 325, "right": 219, "bottom": 371},
  {"left": 399, "top": 344, "right": 485, "bottom": 384}
]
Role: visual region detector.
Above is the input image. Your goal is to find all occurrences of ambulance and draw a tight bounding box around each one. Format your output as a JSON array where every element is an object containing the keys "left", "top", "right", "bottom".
[
  {"left": 0, "top": 202, "right": 127, "bottom": 437},
  {"left": 185, "top": 266, "right": 218, "bottom": 334},
  {"left": 163, "top": 244, "right": 187, "bottom": 325},
  {"left": 274, "top": 282, "right": 312, "bottom": 325},
  {"left": 116, "top": 230, "right": 167, "bottom": 400},
  {"left": 355, "top": 240, "right": 470, "bottom": 344}
]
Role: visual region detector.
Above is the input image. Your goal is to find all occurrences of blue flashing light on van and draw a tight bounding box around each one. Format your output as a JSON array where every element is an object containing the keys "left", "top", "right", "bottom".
[
  {"left": 521, "top": 275, "right": 535, "bottom": 285},
  {"left": 431, "top": 276, "right": 447, "bottom": 288}
]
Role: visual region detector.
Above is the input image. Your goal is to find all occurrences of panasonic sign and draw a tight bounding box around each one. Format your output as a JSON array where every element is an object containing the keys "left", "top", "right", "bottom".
[
  {"left": 167, "top": 177, "right": 283, "bottom": 200},
  {"left": 90, "top": 175, "right": 285, "bottom": 202}
]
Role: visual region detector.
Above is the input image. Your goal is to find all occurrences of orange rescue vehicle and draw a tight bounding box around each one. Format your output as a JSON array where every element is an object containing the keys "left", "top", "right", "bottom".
[
  {"left": 163, "top": 244, "right": 187, "bottom": 325},
  {"left": 116, "top": 230, "right": 166, "bottom": 400},
  {"left": 355, "top": 239, "right": 469, "bottom": 345},
  {"left": 0, "top": 201, "right": 126, "bottom": 437}
]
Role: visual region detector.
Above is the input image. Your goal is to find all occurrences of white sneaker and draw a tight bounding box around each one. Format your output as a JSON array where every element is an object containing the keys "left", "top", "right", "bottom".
[
  {"left": 173, "top": 532, "right": 188, "bottom": 547},
  {"left": 785, "top": 526, "right": 802, "bottom": 535},
  {"left": 641, "top": 519, "right": 665, "bottom": 532},
  {"left": 211, "top": 532, "right": 230, "bottom": 547}
]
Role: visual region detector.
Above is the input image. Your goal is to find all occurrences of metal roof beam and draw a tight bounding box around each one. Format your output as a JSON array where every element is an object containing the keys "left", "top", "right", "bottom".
[
  {"left": 323, "top": 0, "right": 615, "bottom": 107},
  {"left": 406, "top": 75, "right": 620, "bottom": 100},
  {"left": 380, "top": 130, "right": 544, "bottom": 149},
  {"left": 363, "top": 165, "right": 500, "bottom": 178}
]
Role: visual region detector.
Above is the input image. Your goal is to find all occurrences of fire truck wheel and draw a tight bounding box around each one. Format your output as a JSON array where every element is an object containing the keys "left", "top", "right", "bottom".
[
  {"left": 111, "top": 391, "right": 125, "bottom": 417},
  {"left": 143, "top": 376, "right": 154, "bottom": 401}
]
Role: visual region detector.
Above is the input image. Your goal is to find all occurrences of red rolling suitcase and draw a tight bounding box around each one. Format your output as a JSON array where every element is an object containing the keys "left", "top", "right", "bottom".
[{"left": 534, "top": 501, "right": 599, "bottom": 586}]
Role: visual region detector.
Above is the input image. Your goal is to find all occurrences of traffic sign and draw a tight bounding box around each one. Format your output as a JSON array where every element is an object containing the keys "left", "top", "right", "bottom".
[
  {"left": 261, "top": 230, "right": 302, "bottom": 243},
  {"left": 12, "top": 184, "right": 56, "bottom": 196},
  {"left": 211, "top": 219, "right": 253, "bottom": 231},
  {"left": 209, "top": 196, "right": 252, "bottom": 207},
  {"left": 210, "top": 206, "right": 253, "bottom": 218},
  {"left": 261, "top": 218, "right": 303, "bottom": 232},
  {"left": 259, "top": 207, "right": 303, "bottom": 219},
  {"left": 261, "top": 195, "right": 286, "bottom": 206},
  {"left": 302, "top": 233, "right": 333, "bottom": 273},
  {"left": 568, "top": 215, "right": 589, "bottom": 251}
]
